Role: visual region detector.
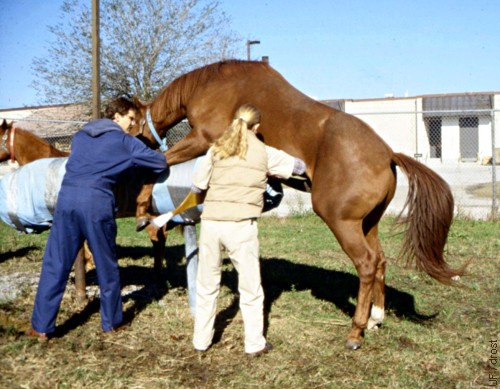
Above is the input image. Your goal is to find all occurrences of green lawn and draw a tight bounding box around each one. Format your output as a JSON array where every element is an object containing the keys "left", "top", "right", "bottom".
[{"left": 0, "top": 214, "right": 498, "bottom": 388}]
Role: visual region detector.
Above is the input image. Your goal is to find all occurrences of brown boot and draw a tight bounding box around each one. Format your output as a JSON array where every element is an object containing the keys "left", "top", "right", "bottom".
[
  {"left": 103, "top": 322, "right": 130, "bottom": 334},
  {"left": 25, "top": 327, "right": 49, "bottom": 341}
]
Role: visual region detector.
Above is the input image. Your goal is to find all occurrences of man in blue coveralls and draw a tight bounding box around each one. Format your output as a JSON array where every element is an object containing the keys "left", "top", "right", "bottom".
[{"left": 25, "top": 97, "right": 168, "bottom": 339}]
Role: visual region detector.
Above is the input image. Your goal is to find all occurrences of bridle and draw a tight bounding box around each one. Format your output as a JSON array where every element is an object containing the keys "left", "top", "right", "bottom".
[
  {"left": 139, "top": 108, "right": 168, "bottom": 152},
  {"left": 1, "top": 126, "right": 16, "bottom": 163}
]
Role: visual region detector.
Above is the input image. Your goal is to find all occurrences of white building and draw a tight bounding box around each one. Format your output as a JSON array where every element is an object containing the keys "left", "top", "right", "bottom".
[{"left": 323, "top": 91, "right": 500, "bottom": 165}]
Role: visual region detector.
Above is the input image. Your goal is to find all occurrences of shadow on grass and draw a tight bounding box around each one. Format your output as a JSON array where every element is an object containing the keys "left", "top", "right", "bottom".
[
  {"left": 212, "top": 257, "right": 437, "bottom": 345},
  {"left": 53, "top": 247, "right": 436, "bottom": 340},
  {"left": 260, "top": 257, "right": 437, "bottom": 323},
  {"left": 0, "top": 246, "right": 40, "bottom": 264},
  {"left": 52, "top": 243, "right": 187, "bottom": 338}
]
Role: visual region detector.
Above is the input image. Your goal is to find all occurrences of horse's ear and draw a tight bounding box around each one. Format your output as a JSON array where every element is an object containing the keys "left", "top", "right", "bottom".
[{"left": 0, "top": 119, "right": 10, "bottom": 129}]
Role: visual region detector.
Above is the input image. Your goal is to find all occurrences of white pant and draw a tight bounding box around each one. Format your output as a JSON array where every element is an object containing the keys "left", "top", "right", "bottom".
[{"left": 193, "top": 219, "right": 266, "bottom": 353}]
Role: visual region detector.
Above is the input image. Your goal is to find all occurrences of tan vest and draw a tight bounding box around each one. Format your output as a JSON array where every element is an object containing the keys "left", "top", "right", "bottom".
[{"left": 201, "top": 133, "right": 268, "bottom": 221}]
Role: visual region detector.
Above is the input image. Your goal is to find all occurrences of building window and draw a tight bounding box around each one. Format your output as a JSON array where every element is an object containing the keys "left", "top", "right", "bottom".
[
  {"left": 459, "top": 117, "right": 479, "bottom": 128},
  {"left": 459, "top": 116, "right": 479, "bottom": 161},
  {"left": 426, "top": 118, "right": 442, "bottom": 158}
]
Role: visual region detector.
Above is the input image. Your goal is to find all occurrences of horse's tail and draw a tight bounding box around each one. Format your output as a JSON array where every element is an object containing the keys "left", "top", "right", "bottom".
[{"left": 391, "top": 152, "right": 466, "bottom": 284}]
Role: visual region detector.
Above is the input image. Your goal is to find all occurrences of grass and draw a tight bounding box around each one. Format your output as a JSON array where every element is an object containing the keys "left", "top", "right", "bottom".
[{"left": 0, "top": 214, "right": 498, "bottom": 388}]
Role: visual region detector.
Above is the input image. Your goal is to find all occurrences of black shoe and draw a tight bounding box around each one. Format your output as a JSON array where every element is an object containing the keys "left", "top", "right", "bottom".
[{"left": 247, "top": 342, "right": 273, "bottom": 357}]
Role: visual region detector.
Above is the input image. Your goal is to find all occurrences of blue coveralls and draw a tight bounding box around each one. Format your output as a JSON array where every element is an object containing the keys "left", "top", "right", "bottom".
[{"left": 31, "top": 119, "right": 167, "bottom": 333}]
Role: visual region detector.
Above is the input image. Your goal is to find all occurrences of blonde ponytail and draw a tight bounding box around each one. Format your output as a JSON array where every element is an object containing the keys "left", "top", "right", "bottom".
[{"left": 212, "top": 104, "right": 261, "bottom": 160}]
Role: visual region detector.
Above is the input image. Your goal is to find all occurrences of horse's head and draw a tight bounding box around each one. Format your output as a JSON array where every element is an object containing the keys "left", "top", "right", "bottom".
[
  {"left": 128, "top": 97, "right": 156, "bottom": 147},
  {"left": 130, "top": 97, "right": 146, "bottom": 136},
  {"left": 0, "top": 119, "right": 14, "bottom": 162},
  {"left": 130, "top": 97, "right": 170, "bottom": 151}
]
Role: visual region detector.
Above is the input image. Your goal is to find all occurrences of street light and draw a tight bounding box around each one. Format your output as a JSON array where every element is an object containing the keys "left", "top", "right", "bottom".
[{"left": 246, "top": 39, "right": 260, "bottom": 60}]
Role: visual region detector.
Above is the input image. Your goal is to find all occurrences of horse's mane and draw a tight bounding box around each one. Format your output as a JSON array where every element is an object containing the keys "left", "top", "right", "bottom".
[{"left": 152, "top": 60, "right": 275, "bottom": 111}]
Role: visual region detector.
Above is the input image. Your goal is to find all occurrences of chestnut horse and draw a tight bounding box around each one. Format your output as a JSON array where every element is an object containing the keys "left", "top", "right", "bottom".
[
  {"left": 0, "top": 119, "right": 69, "bottom": 164},
  {"left": 130, "top": 60, "right": 465, "bottom": 349},
  {"left": 0, "top": 120, "right": 91, "bottom": 301}
]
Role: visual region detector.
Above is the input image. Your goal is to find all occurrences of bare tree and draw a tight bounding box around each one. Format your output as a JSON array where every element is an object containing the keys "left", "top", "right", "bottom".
[{"left": 32, "top": 0, "right": 242, "bottom": 104}]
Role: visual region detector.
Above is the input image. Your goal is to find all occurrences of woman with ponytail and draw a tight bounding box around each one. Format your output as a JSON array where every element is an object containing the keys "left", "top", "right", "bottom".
[{"left": 191, "top": 104, "right": 306, "bottom": 356}]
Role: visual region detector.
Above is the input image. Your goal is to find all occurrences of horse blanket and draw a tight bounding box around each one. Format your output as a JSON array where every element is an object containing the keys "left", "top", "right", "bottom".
[{"left": 0, "top": 157, "right": 283, "bottom": 233}]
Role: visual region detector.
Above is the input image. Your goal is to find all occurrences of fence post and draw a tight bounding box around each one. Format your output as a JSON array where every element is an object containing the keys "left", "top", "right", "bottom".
[
  {"left": 414, "top": 100, "right": 419, "bottom": 160},
  {"left": 491, "top": 108, "right": 497, "bottom": 219},
  {"left": 92, "top": 0, "right": 101, "bottom": 119}
]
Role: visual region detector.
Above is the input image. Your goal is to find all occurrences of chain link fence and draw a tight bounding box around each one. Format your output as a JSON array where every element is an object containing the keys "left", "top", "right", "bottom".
[
  {"left": 354, "top": 109, "right": 498, "bottom": 220},
  {"left": 1, "top": 111, "right": 498, "bottom": 220},
  {"left": 2, "top": 120, "right": 193, "bottom": 153}
]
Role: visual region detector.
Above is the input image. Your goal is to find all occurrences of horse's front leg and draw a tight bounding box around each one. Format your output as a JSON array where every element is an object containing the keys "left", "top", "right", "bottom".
[
  {"left": 164, "top": 128, "right": 213, "bottom": 165},
  {"left": 135, "top": 132, "right": 210, "bottom": 231},
  {"left": 146, "top": 224, "right": 166, "bottom": 277},
  {"left": 136, "top": 183, "right": 155, "bottom": 231}
]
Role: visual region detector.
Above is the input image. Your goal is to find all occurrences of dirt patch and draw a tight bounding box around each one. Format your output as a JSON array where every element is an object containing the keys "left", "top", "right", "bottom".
[
  {"left": 0, "top": 272, "right": 39, "bottom": 301},
  {"left": 466, "top": 181, "right": 500, "bottom": 197}
]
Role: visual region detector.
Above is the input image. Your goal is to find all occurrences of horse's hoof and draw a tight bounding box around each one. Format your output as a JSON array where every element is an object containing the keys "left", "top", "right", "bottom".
[
  {"left": 345, "top": 339, "right": 362, "bottom": 350},
  {"left": 367, "top": 318, "right": 382, "bottom": 330},
  {"left": 136, "top": 217, "right": 150, "bottom": 232}
]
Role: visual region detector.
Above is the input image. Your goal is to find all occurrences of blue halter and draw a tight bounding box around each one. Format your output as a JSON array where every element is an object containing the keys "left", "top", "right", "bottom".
[{"left": 146, "top": 108, "right": 168, "bottom": 152}]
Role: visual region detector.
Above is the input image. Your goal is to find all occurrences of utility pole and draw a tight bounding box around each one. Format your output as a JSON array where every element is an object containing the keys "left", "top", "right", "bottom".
[{"left": 91, "top": 0, "right": 101, "bottom": 119}]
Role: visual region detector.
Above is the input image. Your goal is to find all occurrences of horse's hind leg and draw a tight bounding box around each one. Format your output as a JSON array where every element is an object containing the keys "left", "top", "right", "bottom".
[
  {"left": 366, "top": 228, "right": 386, "bottom": 330},
  {"left": 320, "top": 217, "right": 380, "bottom": 349}
]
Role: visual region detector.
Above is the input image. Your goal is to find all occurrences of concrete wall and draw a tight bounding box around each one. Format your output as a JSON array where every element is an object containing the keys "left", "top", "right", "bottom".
[
  {"left": 344, "top": 98, "right": 419, "bottom": 157},
  {"left": 341, "top": 93, "right": 499, "bottom": 165}
]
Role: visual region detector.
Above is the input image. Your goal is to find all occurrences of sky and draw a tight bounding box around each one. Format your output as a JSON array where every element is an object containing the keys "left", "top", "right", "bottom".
[{"left": 0, "top": 0, "right": 499, "bottom": 109}]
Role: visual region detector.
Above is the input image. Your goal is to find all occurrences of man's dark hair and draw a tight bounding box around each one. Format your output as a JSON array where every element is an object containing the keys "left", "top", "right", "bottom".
[{"left": 103, "top": 97, "right": 137, "bottom": 119}]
